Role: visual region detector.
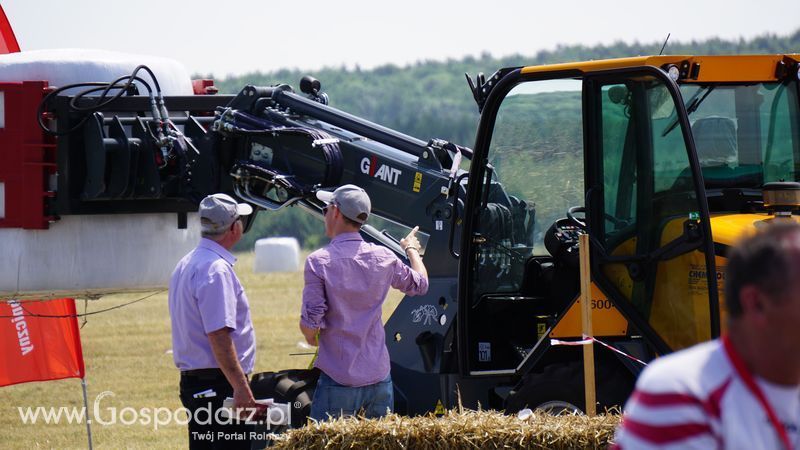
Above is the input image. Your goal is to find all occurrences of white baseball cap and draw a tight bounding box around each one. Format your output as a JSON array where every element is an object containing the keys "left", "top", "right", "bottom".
[
  {"left": 199, "top": 193, "right": 253, "bottom": 234},
  {"left": 316, "top": 184, "right": 371, "bottom": 224}
]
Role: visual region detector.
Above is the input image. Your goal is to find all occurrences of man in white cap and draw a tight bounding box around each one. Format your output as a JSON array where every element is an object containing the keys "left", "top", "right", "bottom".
[
  {"left": 169, "top": 193, "right": 260, "bottom": 449},
  {"left": 300, "top": 184, "right": 429, "bottom": 421}
]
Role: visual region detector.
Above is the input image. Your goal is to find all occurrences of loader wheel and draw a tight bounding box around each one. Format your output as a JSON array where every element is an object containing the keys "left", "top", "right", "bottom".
[
  {"left": 504, "top": 360, "right": 633, "bottom": 415},
  {"left": 505, "top": 362, "right": 584, "bottom": 414}
]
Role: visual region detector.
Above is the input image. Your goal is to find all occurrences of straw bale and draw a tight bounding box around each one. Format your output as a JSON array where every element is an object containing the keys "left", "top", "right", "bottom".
[{"left": 267, "top": 409, "right": 622, "bottom": 449}]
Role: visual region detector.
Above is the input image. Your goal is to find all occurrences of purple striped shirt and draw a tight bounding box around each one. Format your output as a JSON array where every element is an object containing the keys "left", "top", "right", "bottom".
[
  {"left": 169, "top": 239, "right": 255, "bottom": 373},
  {"left": 301, "top": 232, "right": 428, "bottom": 386}
]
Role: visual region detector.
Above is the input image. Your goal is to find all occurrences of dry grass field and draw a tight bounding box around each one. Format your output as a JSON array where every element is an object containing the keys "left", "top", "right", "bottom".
[{"left": 0, "top": 252, "right": 403, "bottom": 449}]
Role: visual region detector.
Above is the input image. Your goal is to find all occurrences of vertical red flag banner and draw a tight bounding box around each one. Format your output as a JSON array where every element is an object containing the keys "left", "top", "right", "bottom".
[
  {"left": 0, "top": 5, "right": 20, "bottom": 54},
  {"left": 0, "top": 298, "right": 85, "bottom": 387}
]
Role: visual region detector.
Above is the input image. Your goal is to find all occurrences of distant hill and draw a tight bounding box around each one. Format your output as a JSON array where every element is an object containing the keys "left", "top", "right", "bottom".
[{"left": 227, "top": 29, "right": 800, "bottom": 252}]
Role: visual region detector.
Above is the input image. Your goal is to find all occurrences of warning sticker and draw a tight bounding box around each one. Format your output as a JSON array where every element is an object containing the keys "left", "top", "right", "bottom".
[
  {"left": 413, "top": 172, "right": 423, "bottom": 192},
  {"left": 434, "top": 399, "right": 446, "bottom": 416}
]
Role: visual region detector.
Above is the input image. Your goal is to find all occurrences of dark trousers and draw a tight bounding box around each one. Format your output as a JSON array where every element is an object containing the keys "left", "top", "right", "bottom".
[{"left": 179, "top": 369, "right": 254, "bottom": 450}]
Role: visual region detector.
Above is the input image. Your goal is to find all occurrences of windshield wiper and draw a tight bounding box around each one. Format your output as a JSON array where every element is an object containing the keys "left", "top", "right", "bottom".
[{"left": 661, "top": 85, "right": 716, "bottom": 137}]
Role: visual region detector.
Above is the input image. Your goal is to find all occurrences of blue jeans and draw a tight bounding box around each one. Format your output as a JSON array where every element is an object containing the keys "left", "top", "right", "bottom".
[{"left": 310, "top": 372, "right": 393, "bottom": 421}]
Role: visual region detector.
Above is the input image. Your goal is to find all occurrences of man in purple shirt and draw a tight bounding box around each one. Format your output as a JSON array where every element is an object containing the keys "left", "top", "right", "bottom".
[
  {"left": 300, "top": 184, "right": 429, "bottom": 421},
  {"left": 169, "top": 193, "right": 261, "bottom": 449}
]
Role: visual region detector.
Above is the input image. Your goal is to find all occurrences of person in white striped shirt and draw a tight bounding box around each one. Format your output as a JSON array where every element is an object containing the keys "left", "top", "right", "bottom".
[{"left": 613, "top": 221, "right": 800, "bottom": 450}]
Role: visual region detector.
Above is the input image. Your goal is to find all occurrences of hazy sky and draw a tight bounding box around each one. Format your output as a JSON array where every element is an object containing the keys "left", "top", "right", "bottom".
[{"left": 2, "top": 0, "right": 798, "bottom": 77}]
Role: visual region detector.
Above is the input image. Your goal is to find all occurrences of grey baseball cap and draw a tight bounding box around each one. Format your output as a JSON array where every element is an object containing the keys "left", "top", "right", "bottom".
[
  {"left": 317, "top": 184, "right": 371, "bottom": 224},
  {"left": 199, "top": 193, "right": 253, "bottom": 234}
]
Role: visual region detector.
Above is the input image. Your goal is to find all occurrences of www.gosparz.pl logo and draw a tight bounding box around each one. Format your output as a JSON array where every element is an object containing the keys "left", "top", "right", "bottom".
[{"left": 16, "top": 391, "right": 291, "bottom": 430}]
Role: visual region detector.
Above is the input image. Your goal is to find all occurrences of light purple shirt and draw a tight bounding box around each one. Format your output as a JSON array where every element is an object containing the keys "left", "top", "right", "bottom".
[
  {"left": 301, "top": 232, "right": 428, "bottom": 387},
  {"left": 169, "top": 239, "right": 255, "bottom": 373}
]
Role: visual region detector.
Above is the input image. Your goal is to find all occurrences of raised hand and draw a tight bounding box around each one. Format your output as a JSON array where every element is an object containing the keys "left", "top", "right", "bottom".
[{"left": 400, "top": 226, "right": 420, "bottom": 252}]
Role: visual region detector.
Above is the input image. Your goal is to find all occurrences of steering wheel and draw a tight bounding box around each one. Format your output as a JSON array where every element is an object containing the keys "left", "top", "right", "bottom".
[
  {"left": 566, "top": 206, "right": 587, "bottom": 229},
  {"left": 544, "top": 209, "right": 586, "bottom": 268},
  {"left": 567, "top": 205, "right": 630, "bottom": 231}
]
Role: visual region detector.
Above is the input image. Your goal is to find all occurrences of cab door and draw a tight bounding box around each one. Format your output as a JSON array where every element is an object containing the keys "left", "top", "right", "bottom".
[
  {"left": 457, "top": 66, "right": 718, "bottom": 377},
  {"left": 585, "top": 70, "right": 720, "bottom": 352}
]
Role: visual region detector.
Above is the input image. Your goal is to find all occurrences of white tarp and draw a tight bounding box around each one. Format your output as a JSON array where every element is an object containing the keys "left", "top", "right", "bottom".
[
  {"left": 0, "top": 213, "right": 199, "bottom": 299},
  {"left": 0, "top": 48, "right": 193, "bottom": 95},
  {"left": 0, "top": 49, "right": 198, "bottom": 298}
]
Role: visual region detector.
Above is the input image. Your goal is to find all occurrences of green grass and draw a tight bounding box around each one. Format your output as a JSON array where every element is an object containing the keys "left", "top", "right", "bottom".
[{"left": 0, "top": 252, "right": 403, "bottom": 449}]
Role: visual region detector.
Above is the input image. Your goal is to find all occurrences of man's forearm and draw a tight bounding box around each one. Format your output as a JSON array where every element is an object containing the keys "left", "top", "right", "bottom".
[
  {"left": 401, "top": 226, "right": 427, "bottom": 280},
  {"left": 207, "top": 329, "right": 251, "bottom": 393}
]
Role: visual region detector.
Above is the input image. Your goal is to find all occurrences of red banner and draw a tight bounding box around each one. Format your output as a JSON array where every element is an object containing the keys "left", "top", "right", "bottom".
[
  {"left": 0, "top": 6, "right": 20, "bottom": 54},
  {"left": 0, "top": 299, "right": 85, "bottom": 387}
]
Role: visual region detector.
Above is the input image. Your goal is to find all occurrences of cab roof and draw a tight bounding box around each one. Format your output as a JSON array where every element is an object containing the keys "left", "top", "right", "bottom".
[{"left": 520, "top": 54, "right": 800, "bottom": 83}]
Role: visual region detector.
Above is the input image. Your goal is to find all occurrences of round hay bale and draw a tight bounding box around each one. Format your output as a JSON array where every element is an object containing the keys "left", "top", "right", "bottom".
[{"left": 254, "top": 237, "right": 300, "bottom": 273}]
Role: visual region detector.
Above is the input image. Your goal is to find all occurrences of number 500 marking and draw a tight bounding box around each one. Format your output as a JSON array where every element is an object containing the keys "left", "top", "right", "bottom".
[{"left": 591, "top": 299, "right": 613, "bottom": 310}]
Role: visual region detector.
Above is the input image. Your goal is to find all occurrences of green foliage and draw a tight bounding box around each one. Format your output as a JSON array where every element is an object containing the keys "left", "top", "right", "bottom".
[{"left": 214, "top": 30, "right": 800, "bottom": 249}]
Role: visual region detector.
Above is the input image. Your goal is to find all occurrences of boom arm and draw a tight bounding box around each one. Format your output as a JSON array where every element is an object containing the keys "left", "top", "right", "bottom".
[
  {"left": 210, "top": 78, "right": 472, "bottom": 276},
  {"left": 34, "top": 69, "right": 535, "bottom": 289}
]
